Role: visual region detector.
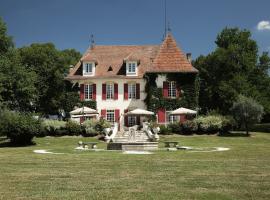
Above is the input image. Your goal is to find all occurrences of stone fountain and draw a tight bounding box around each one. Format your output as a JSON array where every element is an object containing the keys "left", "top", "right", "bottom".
[{"left": 104, "top": 122, "right": 160, "bottom": 151}]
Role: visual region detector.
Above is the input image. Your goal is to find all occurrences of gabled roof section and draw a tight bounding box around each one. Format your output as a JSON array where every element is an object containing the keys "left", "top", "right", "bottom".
[
  {"left": 149, "top": 33, "right": 198, "bottom": 73},
  {"left": 67, "top": 33, "right": 198, "bottom": 80},
  {"left": 67, "top": 45, "right": 159, "bottom": 79}
]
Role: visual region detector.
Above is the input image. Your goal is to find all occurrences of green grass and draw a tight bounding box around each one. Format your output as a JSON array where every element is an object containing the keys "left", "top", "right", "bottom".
[{"left": 0, "top": 133, "right": 270, "bottom": 200}]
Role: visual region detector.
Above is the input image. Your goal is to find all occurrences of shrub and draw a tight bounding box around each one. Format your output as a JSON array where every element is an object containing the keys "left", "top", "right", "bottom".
[
  {"left": 220, "top": 115, "right": 236, "bottom": 133},
  {"left": 159, "top": 125, "right": 172, "bottom": 135},
  {"left": 250, "top": 123, "right": 270, "bottom": 133},
  {"left": 194, "top": 115, "right": 222, "bottom": 134},
  {"left": 66, "top": 120, "right": 83, "bottom": 136},
  {"left": 41, "top": 120, "right": 66, "bottom": 136},
  {"left": 167, "top": 122, "right": 182, "bottom": 134},
  {"left": 181, "top": 120, "right": 198, "bottom": 134},
  {"left": 0, "top": 110, "right": 41, "bottom": 145},
  {"left": 95, "top": 118, "right": 111, "bottom": 134},
  {"left": 83, "top": 119, "right": 99, "bottom": 136}
]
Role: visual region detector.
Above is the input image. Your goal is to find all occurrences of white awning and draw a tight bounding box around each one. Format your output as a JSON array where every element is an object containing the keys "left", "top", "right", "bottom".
[
  {"left": 126, "top": 108, "right": 155, "bottom": 116},
  {"left": 70, "top": 106, "right": 98, "bottom": 115},
  {"left": 71, "top": 114, "right": 97, "bottom": 118},
  {"left": 170, "top": 107, "right": 197, "bottom": 115}
]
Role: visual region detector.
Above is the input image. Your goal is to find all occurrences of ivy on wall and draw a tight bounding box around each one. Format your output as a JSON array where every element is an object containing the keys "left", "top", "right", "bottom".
[
  {"left": 78, "top": 100, "right": 97, "bottom": 109},
  {"left": 144, "top": 73, "right": 199, "bottom": 112}
]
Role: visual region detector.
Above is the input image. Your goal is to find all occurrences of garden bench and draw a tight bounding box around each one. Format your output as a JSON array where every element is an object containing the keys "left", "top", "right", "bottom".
[
  {"left": 78, "top": 141, "right": 98, "bottom": 149},
  {"left": 164, "top": 141, "right": 179, "bottom": 148}
]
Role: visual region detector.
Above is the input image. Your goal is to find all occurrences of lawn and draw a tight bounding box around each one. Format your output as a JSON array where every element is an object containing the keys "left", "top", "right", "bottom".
[{"left": 0, "top": 133, "right": 270, "bottom": 200}]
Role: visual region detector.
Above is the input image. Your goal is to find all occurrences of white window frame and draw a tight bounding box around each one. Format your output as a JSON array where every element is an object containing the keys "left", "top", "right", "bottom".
[
  {"left": 126, "top": 61, "right": 137, "bottom": 76},
  {"left": 128, "top": 83, "right": 136, "bottom": 99},
  {"left": 166, "top": 111, "right": 179, "bottom": 124},
  {"left": 106, "top": 110, "right": 115, "bottom": 123},
  {"left": 84, "top": 84, "right": 93, "bottom": 100},
  {"left": 168, "top": 81, "right": 176, "bottom": 98},
  {"left": 128, "top": 115, "right": 137, "bottom": 126},
  {"left": 106, "top": 83, "right": 114, "bottom": 100},
  {"left": 83, "top": 62, "right": 95, "bottom": 76}
]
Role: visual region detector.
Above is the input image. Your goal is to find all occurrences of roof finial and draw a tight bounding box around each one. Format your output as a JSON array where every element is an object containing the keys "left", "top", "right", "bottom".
[
  {"left": 167, "top": 21, "right": 171, "bottom": 33},
  {"left": 90, "top": 34, "right": 95, "bottom": 49}
]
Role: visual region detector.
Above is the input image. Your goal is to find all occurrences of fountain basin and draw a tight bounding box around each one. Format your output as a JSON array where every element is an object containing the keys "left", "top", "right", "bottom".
[{"left": 107, "top": 142, "right": 158, "bottom": 151}]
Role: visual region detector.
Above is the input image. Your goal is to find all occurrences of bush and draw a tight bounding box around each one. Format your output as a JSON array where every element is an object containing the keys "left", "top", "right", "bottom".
[
  {"left": 82, "top": 119, "right": 99, "bottom": 136},
  {"left": 159, "top": 125, "right": 172, "bottom": 135},
  {"left": 167, "top": 122, "right": 182, "bottom": 134},
  {"left": 181, "top": 120, "right": 198, "bottom": 134},
  {"left": 0, "top": 110, "right": 41, "bottom": 145},
  {"left": 95, "top": 118, "right": 111, "bottom": 134},
  {"left": 194, "top": 115, "right": 222, "bottom": 134},
  {"left": 220, "top": 116, "right": 236, "bottom": 133},
  {"left": 66, "top": 120, "right": 83, "bottom": 136},
  {"left": 41, "top": 120, "right": 66, "bottom": 136},
  {"left": 250, "top": 123, "right": 270, "bottom": 133}
]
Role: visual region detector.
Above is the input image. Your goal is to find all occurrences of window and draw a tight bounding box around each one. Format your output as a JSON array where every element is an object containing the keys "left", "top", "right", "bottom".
[
  {"left": 106, "top": 110, "right": 115, "bottom": 122},
  {"left": 84, "top": 84, "right": 93, "bottom": 100},
  {"left": 83, "top": 62, "right": 95, "bottom": 76},
  {"left": 85, "top": 63, "right": 92, "bottom": 73},
  {"left": 168, "top": 81, "right": 176, "bottom": 98},
  {"left": 128, "top": 116, "right": 137, "bottom": 126},
  {"left": 166, "top": 111, "right": 179, "bottom": 124},
  {"left": 126, "top": 62, "right": 137, "bottom": 75},
  {"left": 106, "top": 83, "right": 114, "bottom": 99},
  {"left": 128, "top": 83, "right": 136, "bottom": 99}
]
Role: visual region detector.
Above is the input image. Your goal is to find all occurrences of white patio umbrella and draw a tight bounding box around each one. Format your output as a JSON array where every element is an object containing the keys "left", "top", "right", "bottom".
[
  {"left": 170, "top": 107, "right": 197, "bottom": 115},
  {"left": 126, "top": 108, "right": 155, "bottom": 116},
  {"left": 70, "top": 106, "right": 98, "bottom": 115}
]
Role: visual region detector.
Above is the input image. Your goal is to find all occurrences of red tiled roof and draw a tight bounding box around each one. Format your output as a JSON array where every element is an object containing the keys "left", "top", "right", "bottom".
[
  {"left": 67, "top": 33, "right": 197, "bottom": 80},
  {"left": 149, "top": 33, "right": 198, "bottom": 73}
]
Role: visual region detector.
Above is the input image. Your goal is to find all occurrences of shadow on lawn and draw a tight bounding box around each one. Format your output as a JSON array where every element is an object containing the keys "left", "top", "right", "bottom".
[
  {"left": 218, "top": 131, "right": 250, "bottom": 137},
  {"left": 0, "top": 137, "right": 36, "bottom": 148}
]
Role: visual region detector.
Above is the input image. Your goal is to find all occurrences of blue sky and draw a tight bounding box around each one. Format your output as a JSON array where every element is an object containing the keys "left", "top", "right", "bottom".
[{"left": 1, "top": 0, "right": 270, "bottom": 58}]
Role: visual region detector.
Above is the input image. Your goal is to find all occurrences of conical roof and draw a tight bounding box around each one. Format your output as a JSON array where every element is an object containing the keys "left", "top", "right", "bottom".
[{"left": 149, "top": 33, "right": 198, "bottom": 73}]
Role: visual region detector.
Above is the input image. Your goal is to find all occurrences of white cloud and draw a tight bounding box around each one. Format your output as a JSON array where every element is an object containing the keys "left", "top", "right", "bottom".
[{"left": 257, "top": 20, "right": 270, "bottom": 31}]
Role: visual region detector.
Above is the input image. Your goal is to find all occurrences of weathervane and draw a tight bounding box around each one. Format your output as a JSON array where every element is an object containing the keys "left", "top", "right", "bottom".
[{"left": 90, "top": 34, "right": 95, "bottom": 49}]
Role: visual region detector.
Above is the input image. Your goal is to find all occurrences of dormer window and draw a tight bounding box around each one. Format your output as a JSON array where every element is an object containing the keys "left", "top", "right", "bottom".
[
  {"left": 126, "top": 61, "right": 137, "bottom": 76},
  {"left": 83, "top": 62, "right": 95, "bottom": 76}
]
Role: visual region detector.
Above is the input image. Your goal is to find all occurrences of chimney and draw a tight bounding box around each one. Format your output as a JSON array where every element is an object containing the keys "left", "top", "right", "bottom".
[{"left": 186, "top": 53, "right": 192, "bottom": 63}]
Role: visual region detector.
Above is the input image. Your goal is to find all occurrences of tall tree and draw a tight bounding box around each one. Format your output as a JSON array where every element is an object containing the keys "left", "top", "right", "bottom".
[
  {"left": 0, "top": 17, "right": 13, "bottom": 54},
  {"left": 0, "top": 18, "right": 37, "bottom": 111},
  {"left": 194, "top": 27, "right": 270, "bottom": 117},
  {"left": 19, "top": 44, "right": 81, "bottom": 114}
]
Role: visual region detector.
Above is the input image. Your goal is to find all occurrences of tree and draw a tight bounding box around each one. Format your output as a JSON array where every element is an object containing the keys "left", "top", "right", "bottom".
[
  {"left": 231, "top": 95, "right": 264, "bottom": 135},
  {"left": 19, "top": 44, "right": 81, "bottom": 114},
  {"left": 0, "top": 50, "right": 37, "bottom": 111},
  {"left": 194, "top": 27, "right": 270, "bottom": 118},
  {"left": 0, "top": 17, "right": 13, "bottom": 54}
]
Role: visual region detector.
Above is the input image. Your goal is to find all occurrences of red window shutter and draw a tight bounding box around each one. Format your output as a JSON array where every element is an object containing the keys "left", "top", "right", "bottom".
[
  {"left": 124, "top": 83, "right": 128, "bottom": 100},
  {"left": 102, "top": 84, "right": 106, "bottom": 100},
  {"left": 158, "top": 108, "right": 166, "bottom": 123},
  {"left": 101, "top": 109, "right": 106, "bottom": 119},
  {"left": 115, "top": 109, "right": 120, "bottom": 122},
  {"left": 80, "top": 84, "right": 85, "bottom": 100},
  {"left": 163, "top": 81, "right": 168, "bottom": 98},
  {"left": 136, "top": 83, "right": 140, "bottom": 99},
  {"left": 124, "top": 109, "right": 128, "bottom": 126},
  {"left": 93, "top": 84, "right": 96, "bottom": 100},
  {"left": 114, "top": 83, "right": 118, "bottom": 100}
]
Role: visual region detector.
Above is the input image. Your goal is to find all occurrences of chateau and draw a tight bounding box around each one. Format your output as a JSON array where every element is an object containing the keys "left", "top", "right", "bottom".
[{"left": 66, "top": 33, "right": 198, "bottom": 129}]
